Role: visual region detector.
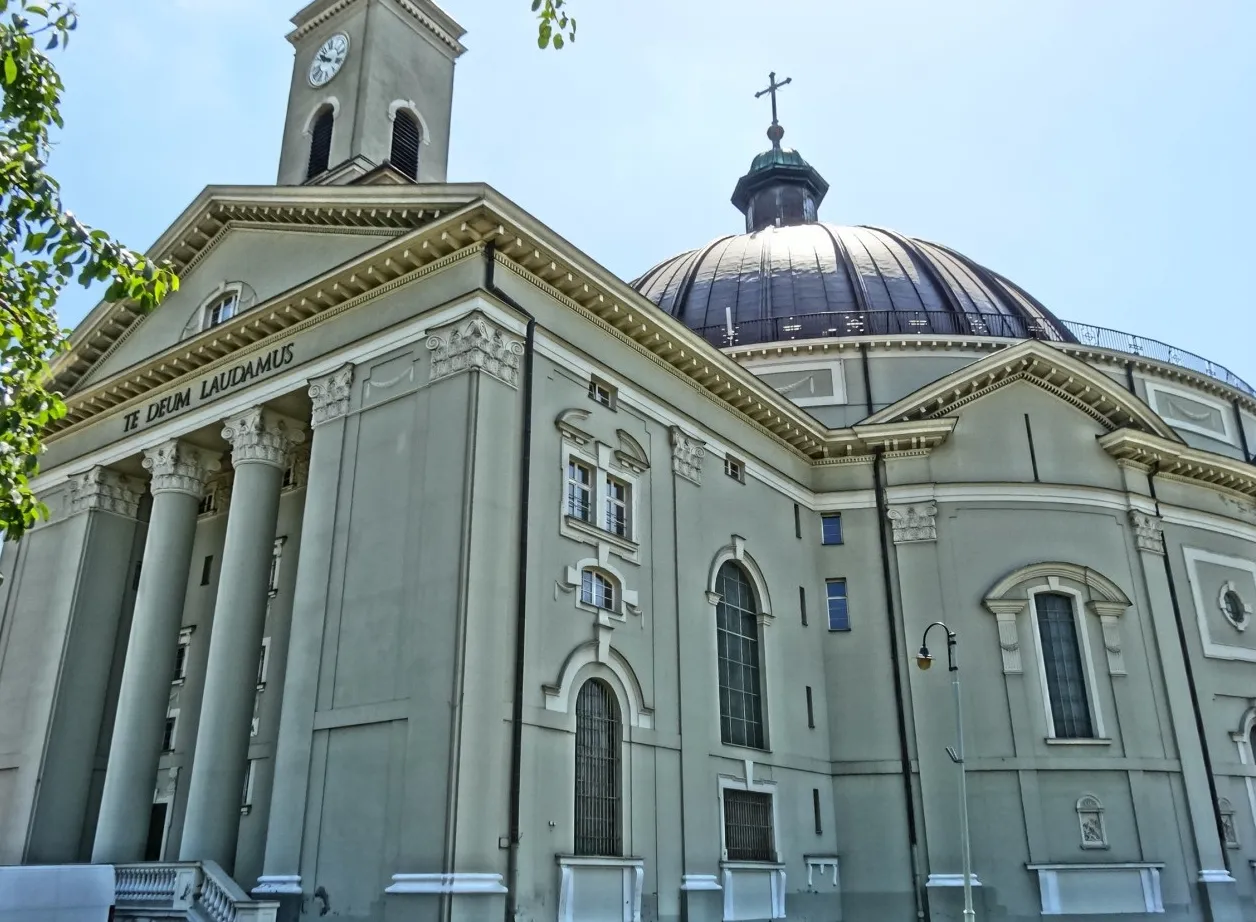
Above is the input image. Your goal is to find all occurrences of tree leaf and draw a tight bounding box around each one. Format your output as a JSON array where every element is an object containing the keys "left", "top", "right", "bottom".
[{"left": 3, "top": 53, "right": 16, "bottom": 84}]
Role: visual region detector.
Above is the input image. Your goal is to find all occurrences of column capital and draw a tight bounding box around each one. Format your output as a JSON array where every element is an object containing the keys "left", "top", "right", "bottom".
[
  {"left": 1129, "top": 510, "right": 1165, "bottom": 556},
  {"left": 308, "top": 364, "right": 354, "bottom": 427},
  {"left": 670, "top": 426, "right": 706, "bottom": 485},
  {"left": 143, "top": 440, "right": 223, "bottom": 497},
  {"left": 69, "top": 467, "right": 143, "bottom": 518},
  {"left": 887, "top": 502, "right": 938, "bottom": 544},
  {"left": 222, "top": 407, "right": 307, "bottom": 469}
]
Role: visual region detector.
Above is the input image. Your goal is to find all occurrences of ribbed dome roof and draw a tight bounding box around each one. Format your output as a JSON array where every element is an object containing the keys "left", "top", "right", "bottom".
[{"left": 631, "top": 223, "right": 1071, "bottom": 345}]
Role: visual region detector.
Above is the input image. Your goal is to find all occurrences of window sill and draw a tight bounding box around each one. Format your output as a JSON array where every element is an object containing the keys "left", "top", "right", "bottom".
[
  {"left": 721, "top": 860, "right": 785, "bottom": 871},
  {"left": 1045, "top": 737, "right": 1113, "bottom": 746},
  {"left": 563, "top": 515, "right": 637, "bottom": 552},
  {"left": 171, "top": 677, "right": 186, "bottom": 687}
]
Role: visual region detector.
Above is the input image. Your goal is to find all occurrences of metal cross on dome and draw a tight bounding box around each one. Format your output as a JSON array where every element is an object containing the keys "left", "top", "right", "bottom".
[{"left": 755, "top": 71, "right": 792, "bottom": 127}]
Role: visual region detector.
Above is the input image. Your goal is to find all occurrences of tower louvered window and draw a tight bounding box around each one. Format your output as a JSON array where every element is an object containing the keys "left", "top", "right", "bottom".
[
  {"left": 307, "top": 106, "right": 334, "bottom": 180},
  {"left": 574, "top": 680, "right": 621, "bottom": 856},
  {"left": 716, "top": 563, "right": 765, "bottom": 749},
  {"left": 390, "top": 110, "right": 421, "bottom": 180},
  {"left": 1035, "top": 592, "right": 1094, "bottom": 738}
]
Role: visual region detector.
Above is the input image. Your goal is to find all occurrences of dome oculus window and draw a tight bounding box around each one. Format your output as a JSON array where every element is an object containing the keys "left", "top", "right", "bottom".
[{"left": 203, "top": 291, "right": 239, "bottom": 330}]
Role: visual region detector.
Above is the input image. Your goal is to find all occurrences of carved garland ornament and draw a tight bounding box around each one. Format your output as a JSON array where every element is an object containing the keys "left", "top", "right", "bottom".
[
  {"left": 426, "top": 315, "right": 524, "bottom": 389},
  {"left": 69, "top": 467, "right": 143, "bottom": 518},
  {"left": 143, "top": 439, "right": 222, "bottom": 498}
]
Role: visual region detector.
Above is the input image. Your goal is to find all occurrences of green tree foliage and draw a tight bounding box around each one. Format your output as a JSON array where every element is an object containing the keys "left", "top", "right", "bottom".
[
  {"left": 1, "top": 1, "right": 176, "bottom": 538},
  {"left": 532, "top": 0, "right": 576, "bottom": 49}
]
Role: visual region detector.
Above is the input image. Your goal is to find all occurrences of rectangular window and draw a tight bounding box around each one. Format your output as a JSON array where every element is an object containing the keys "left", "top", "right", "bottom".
[
  {"left": 821, "top": 512, "right": 843, "bottom": 545},
  {"left": 794, "top": 504, "right": 802, "bottom": 539},
  {"left": 162, "top": 715, "right": 177, "bottom": 752},
  {"left": 799, "top": 586, "right": 808, "bottom": 627},
  {"left": 723, "top": 789, "right": 775, "bottom": 861},
  {"left": 716, "top": 565, "right": 765, "bottom": 749},
  {"left": 813, "top": 788, "right": 823, "bottom": 835},
  {"left": 241, "top": 760, "right": 256, "bottom": 810},
  {"left": 200, "top": 555, "right": 213, "bottom": 586},
  {"left": 805, "top": 685, "right": 815, "bottom": 729},
  {"left": 268, "top": 537, "right": 286, "bottom": 597},
  {"left": 281, "top": 462, "right": 297, "bottom": 490},
  {"left": 604, "top": 476, "right": 629, "bottom": 537},
  {"left": 588, "top": 378, "right": 616, "bottom": 409},
  {"left": 826, "top": 579, "right": 849, "bottom": 631},
  {"left": 580, "top": 570, "right": 615, "bottom": 610},
  {"left": 173, "top": 644, "right": 188, "bottom": 683},
  {"left": 724, "top": 456, "right": 744, "bottom": 482},
  {"left": 256, "top": 637, "right": 271, "bottom": 687},
  {"left": 132, "top": 560, "right": 143, "bottom": 591},
  {"left": 1035, "top": 593, "right": 1094, "bottom": 739},
  {"left": 566, "top": 460, "right": 593, "bottom": 522},
  {"left": 198, "top": 487, "right": 216, "bottom": 516}
]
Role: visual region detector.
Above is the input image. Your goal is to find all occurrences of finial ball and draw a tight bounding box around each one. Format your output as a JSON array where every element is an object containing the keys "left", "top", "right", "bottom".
[{"left": 767, "top": 123, "right": 784, "bottom": 145}]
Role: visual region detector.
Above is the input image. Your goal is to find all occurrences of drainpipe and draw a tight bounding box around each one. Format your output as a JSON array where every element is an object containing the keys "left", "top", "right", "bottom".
[
  {"left": 484, "top": 243, "right": 537, "bottom": 922},
  {"left": 1233, "top": 398, "right": 1252, "bottom": 464},
  {"left": 1146, "top": 465, "right": 1231, "bottom": 874}
]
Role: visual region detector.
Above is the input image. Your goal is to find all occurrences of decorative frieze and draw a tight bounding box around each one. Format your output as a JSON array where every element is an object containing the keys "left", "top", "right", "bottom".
[
  {"left": 426, "top": 315, "right": 524, "bottom": 388},
  {"left": 69, "top": 467, "right": 143, "bottom": 518},
  {"left": 670, "top": 426, "right": 706, "bottom": 485},
  {"left": 308, "top": 363, "right": 355, "bottom": 427},
  {"left": 221, "top": 407, "right": 307, "bottom": 469},
  {"left": 1129, "top": 510, "right": 1165, "bottom": 556},
  {"left": 887, "top": 502, "right": 937, "bottom": 544},
  {"left": 143, "top": 440, "right": 222, "bottom": 498}
]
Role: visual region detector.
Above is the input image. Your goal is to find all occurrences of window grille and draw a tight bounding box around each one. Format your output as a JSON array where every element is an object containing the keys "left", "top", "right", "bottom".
[
  {"left": 390, "top": 110, "right": 421, "bottom": 180},
  {"left": 581, "top": 569, "right": 615, "bottom": 610},
  {"left": 826, "top": 578, "right": 849, "bottom": 631},
  {"left": 574, "top": 680, "right": 621, "bottom": 856},
  {"left": 1035, "top": 593, "right": 1094, "bottom": 738},
  {"left": 605, "top": 476, "right": 628, "bottom": 537},
  {"left": 566, "top": 460, "right": 592, "bottom": 521},
  {"left": 820, "top": 512, "right": 843, "bottom": 545},
  {"left": 723, "top": 789, "right": 774, "bottom": 861},
  {"left": 307, "top": 106, "right": 334, "bottom": 179},
  {"left": 716, "top": 563, "right": 765, "bottom": 749}
]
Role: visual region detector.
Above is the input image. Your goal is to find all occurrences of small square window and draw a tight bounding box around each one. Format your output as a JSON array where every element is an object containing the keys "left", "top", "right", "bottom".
[
  {"left": 724, "top": 457, "right": 744, "bottom": 483},
  {"left": 566, "top": 459, "right": 593, "bottom": 522},
  {"left": 588, "top": 378, "right": 616, "bottom": 409},
  {"left": 821, "top": 513, "right": 843, "bottom": 545},
  {"left": 605, "top": 476, "right": 629, "bottom": 538},
  {"left": 198, "top": 488, "right": 217, "bottom": 516},
  {"left": 826, "top": 579, "right": 849, "bottom": 631}
]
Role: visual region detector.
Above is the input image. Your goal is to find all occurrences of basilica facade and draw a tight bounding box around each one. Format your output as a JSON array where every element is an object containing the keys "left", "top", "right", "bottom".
[{"left": 2, "top": 1, "right": 1256, "bottom": 921}]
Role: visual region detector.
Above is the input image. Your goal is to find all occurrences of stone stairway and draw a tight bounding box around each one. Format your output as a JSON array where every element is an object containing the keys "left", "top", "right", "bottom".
[{"left": 114, "top": 861, "right": 277, "bottom": 922}]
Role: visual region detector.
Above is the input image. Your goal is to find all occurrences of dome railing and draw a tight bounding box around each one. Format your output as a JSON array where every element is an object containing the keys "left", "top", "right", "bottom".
[{"left": 691, "top": 310, "right": 1253, "bottom": 398}]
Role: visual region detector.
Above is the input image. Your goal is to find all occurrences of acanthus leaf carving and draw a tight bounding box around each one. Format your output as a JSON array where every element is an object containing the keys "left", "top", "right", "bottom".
[
  {"left": 143, "top": 439, "right": 222, "bottom": 498},
  {"left": 309, "top": 363, "right": 354, "bottom": 427},
  {"left": 670, "top": 426, "right": 705, "bottom": 485},
  {"left": 887, "top": 502, "right": 938, "bottom": 543},
  {"left": 426, "top": 314, "right": 524, "bottom": 389},
  {"left": 69, "top": 467, "right": 144, "bottom": 518}
]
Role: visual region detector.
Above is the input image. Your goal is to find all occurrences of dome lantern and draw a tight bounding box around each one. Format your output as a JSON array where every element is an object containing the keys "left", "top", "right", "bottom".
[{"left": 731, "top": 72, "right": 830, "bottom": 233}]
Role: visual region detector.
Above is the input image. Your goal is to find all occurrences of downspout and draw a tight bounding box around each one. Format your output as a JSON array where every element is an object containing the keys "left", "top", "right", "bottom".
[
  {"left": 484, "top": 243, "right": 537, "bottom": 922},
  {"left": 1146, "top": 465, "right": 1231, "bottom": 874},
  {"left": 1233, "top": 397, "right": 1252, "bottom": 463},
  {"left": 864, "top": 343, "right": 926, "bottom": 920}
]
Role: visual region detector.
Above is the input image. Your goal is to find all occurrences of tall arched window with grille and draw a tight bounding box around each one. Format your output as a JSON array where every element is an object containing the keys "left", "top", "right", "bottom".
[
  {"left": 716, "top": 562, "right": 766, "bottom": 749},
  {"left": 306, "top": 105, "right": 334, "bottom": 180},
  {"left": 574, "top": 679, "right": 621, "bottom": 856},
  {"left": 1034, "top": 591, "right": 1094, "bottom": 738},
  {"left": 390, "top": 109, "right": 421, "bottom": 180}
]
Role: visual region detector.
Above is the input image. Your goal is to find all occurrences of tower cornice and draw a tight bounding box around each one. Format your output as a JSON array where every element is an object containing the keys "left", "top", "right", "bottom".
[{"left": 287, "top": 0, "right": 466, "bottom": 55}]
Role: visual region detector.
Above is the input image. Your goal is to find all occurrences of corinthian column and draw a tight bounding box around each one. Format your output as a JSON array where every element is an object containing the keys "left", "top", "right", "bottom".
[
  {"left": 93, "top": 441, "right": 221, "bottom": 863},
  {"left": 256, "top": 365, "right": 353, "bottom": 907},
  {"left": 180, "top": 407, "right": 305, "bottom": 871}
]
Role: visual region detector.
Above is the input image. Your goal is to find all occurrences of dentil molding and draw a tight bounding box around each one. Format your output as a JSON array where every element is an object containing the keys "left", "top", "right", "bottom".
[
  {"left": 887, "top": 502, "right": 938, "bottom": 543},
  {"left": 425, "top": 314, "right": 524, "bottom": 389},
  {"left": 222, "top": 407, "right": 307, "bottom": 469},
  {"left": 670, "top": 426, "right": 706, "bottom": 485},
  {"left": 143, "top": 439, "right": 223, "bottom": 497},
  {"left": 309, "top": 363, "right": 355, "bottom": 427},
  {"left": 68, "top": 467, "right": 143, "bottom": 518}
]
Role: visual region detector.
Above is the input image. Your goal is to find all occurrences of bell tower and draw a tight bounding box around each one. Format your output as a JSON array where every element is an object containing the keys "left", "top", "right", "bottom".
[{"left": 276, "top": 0, "right": 466, "bottom": 186}]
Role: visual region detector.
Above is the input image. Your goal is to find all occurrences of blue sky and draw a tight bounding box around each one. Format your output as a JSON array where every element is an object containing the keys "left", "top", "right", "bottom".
[{"left": 51, "top": 0, "right": 1255, "bottom": 386}]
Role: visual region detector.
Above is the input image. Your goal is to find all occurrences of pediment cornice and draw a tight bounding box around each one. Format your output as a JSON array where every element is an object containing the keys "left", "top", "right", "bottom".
[{"left": 1099, "top": 429, "right": 1256, "bottom": 500}]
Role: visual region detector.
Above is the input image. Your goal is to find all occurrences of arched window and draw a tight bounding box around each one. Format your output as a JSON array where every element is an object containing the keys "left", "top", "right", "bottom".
[
  {"left": 574, "top": 679, "right": 621, "bottom": 856},
  {"left": 307, "top": 105, "right": 334, "bottom": 180},
  {"left": 390, "top": 109, "right": 421, "bottom": 180},
  {"left": 1034, "top": 592, "right": 1093, "bottom": 739},
  {"left": 580, "top": 569, "right": 615, "bottom": 611},
  {"left": 203, "top": 291, "right": 239, "bottom": 330},
  {"left": 716, "top": 562, "right": 765, "bottom": 749}
]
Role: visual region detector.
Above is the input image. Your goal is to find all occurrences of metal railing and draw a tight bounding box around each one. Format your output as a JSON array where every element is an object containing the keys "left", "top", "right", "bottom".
[
  {"left": 690, "top": 310, "right": 1254, "bottom": 398},
  {"left": 115, "top": 861, "right": 278, "bottom": 922}
]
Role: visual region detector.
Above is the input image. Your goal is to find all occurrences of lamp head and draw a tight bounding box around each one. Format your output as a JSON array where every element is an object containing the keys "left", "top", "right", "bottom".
[{"left": 916, "top": 645, "right": 934, "bottom": 670}]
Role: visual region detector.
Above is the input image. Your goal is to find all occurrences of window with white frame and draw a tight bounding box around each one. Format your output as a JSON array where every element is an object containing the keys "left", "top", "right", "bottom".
[
  {"left": 605, "top": 476, "right": 629, "bottom": 537},
  {"left": 566, "top": 459, "right": 593, "bottom": 522},
  {"left": 716, "top": 563, "right": 766, "bottom": 749},
  {"left": 198, "top": 486, "right": 217, "bottom": 516},
  {"left": 1035, "top": 592, "right": 1095, "bottom": 739},
  {"left": 588, "top": 377, "right": 616, "bottom": 409},
  {"left": 724, "top": 456, "right": 745, "bottom": 483},
  {"left": 268, "top": 537, "right": 286, "bottom": 597},
  {"left": 162, "top": 710, "right": 179, "bottom": 752},
  {"left": 574, "top": 679, "right": 622, "bottom": 856},
  {"left": 173, "top": 627, "right": 193, "bottom": 683},
  {"left": 581, "top": 569, "right": 616, "bottom": 610},
  {"left": 203, "top": 291, "right": 239, "bottom": 330},
  {"left": 561, "top": 450, "right": 638, "bottom": 548},
  {"left": 256, "top": 637, "right": 271, "bottom": 688},
  {"left": 825, "top": 579, "right": 849, "bottom": 631},
  {"left": 241, "top": 759, "right": 256, "bottom": 813}
]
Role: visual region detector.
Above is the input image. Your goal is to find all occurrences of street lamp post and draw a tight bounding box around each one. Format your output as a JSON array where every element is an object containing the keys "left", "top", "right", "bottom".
[{"left": 916, "top": 621, "right": 976, "bottom": 922}]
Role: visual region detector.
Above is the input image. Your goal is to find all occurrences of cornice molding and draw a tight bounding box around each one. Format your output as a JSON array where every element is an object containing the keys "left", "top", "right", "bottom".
[
  {"left": 1100, "top": 429, "right": 1256, "bottom": 500},
  {"left": 287, "top": 0, "right": 467, "bottom": 54}
]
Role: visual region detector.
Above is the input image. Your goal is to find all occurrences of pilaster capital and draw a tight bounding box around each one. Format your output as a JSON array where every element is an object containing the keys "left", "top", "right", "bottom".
[
  {"left": 670, "top": 426, "right": 706, "bottom": 485},
  {"left": 309, "top": 363, "right": 355, "bottom": 427},
  {"left": 426, "top": 313, "right": 524, "bottom": 388},
  {"left": 222, "top": 407, "right": 307, "bottom": 469},
  {"left": 1129, "top": 510, "right": 1165, "bottom": 556},
  {"left": 887, "top": 502, "right": 938, "bottom": 544},
  {"left": 142, "top": 439, "right": 223, "bottom": 497},
  {"left": 68, "top": 467, "right": 143, "bottom": 518}
]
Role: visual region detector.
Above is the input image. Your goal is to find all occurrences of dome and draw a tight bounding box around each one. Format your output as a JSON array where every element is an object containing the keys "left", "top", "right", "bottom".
[{"left": 631, "top": 222, "right": 1072, "bottom": 346}]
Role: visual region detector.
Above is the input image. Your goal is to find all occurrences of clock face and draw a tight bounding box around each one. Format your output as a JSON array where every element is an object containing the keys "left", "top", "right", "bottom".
[{"left": 308, "top": 33, "right": 349, "bottom": 88}]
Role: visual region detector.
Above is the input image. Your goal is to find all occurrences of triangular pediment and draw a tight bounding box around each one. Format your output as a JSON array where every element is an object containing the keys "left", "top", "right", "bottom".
[{"left": 864, "top": 339, "right": 1183, "bottom": 442}]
